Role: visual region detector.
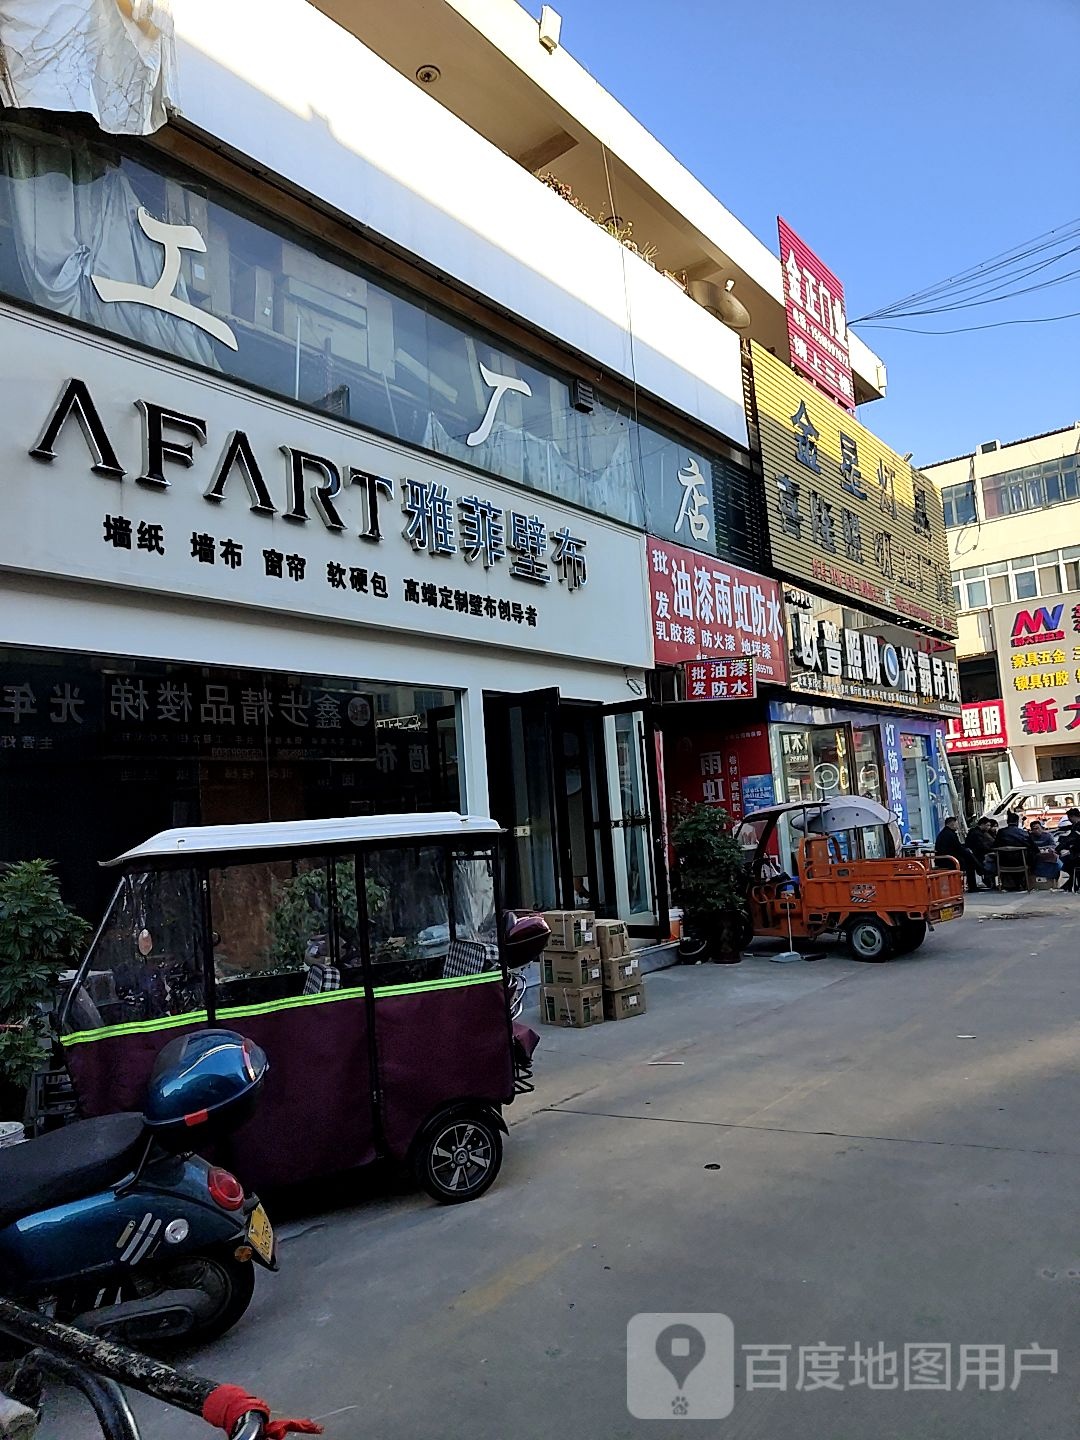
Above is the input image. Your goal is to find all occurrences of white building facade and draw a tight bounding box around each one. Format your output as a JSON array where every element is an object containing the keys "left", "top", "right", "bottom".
[{"left": 0, "top": 0, "right": 777, "bottom": 929}]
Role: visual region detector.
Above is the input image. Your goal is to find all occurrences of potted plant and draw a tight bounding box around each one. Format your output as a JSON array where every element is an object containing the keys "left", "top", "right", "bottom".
[
  {"left": 0, "top": 860, "right": 90, "bottom": 1122},
  {"left": 672, "top": 803, "right": 751, "bottom": 963}
]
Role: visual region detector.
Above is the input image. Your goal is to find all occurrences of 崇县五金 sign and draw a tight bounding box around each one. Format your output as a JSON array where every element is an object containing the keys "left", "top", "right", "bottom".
[
  {"left": 751, "top": 342, "right": 957, "bottom": 640},
  {"left": 995, "top": 590, "right": 1080, "bottom": 747}
]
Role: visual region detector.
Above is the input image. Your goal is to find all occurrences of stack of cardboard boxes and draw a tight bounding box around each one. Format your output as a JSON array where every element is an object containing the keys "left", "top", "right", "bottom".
[
  {"left": 595, "top": 920, "right": 647, "bottom": 1022},
  {"left": 538, "top": 912, "right": 647, "bottom": 1027},
  {"left": 539, "top": 910, "right": 602, "bottom": 1028}
]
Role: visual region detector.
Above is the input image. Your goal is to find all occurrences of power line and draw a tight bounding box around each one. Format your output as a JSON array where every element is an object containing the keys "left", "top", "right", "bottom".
[
  {"left": 856, "top": 307, "right": 1080, "bottom": 336},
  {"left": 889, "top": 261, "right": 1080, "bottom": 319},
  {"left": 852, "top": 217, "right": 1080, "bottom": 323}
]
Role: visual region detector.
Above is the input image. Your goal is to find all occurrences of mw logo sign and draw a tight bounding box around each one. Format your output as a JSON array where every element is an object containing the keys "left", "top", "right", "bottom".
[{"left": 1011, "top": 605, "right": 1065, "bottom": 646}]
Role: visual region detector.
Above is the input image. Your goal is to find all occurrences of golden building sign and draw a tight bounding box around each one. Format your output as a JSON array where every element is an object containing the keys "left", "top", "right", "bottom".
[{"left": 750, "top": 342, "right": 957, "bottom": 640}]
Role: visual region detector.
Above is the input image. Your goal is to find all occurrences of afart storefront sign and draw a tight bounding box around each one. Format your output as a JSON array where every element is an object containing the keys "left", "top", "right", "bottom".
[
  {"left": 647, "top": 536, "right": 788, "bottom": 684},
  {"left": 994, "top": 590, "right": 1080, "bottom": 745},
  {"left": 751, "top": 342, "right": 957, "bottom": 639},
  {"left": 784, "top": 589, "right": 960, "bottom": 716},
  {"left": 0, "top": 310, "right": 651, "bottom": 672}
]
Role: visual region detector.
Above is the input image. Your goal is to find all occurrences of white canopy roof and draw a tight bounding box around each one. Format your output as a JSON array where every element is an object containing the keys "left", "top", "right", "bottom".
[{"left": 105, "top": 812, "right": 501, "bottom": 867}]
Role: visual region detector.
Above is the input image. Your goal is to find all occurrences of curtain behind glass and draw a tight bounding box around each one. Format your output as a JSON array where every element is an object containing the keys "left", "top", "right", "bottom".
[{"left": 0, "top": 121, "right": 217, "bottom": 366}]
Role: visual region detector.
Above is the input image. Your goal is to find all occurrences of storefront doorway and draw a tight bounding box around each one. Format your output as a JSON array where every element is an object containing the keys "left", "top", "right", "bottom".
[{"left": 484, "top": 692, "right": 667, "bottom": 934}]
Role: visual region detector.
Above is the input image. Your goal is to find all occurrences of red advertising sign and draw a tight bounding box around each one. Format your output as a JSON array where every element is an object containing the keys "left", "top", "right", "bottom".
[
  {"left": 666, "top": 725, "right": 775, "bottom": 822},
  {"left": 944, "top": 700, "right": 1008, "bottom": 754},
  {"left": 684, "top": 658, "right": 757, "bottom": 701},
  {"left": 648, "top": 537, "right": 788, "bottom": 684},
  {"left": 777, "top": 217, "right": 854, "bottom": 412}
]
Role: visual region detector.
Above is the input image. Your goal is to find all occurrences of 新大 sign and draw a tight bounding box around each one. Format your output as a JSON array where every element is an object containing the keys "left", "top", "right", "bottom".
[
  {"left": 995, "top": 589, "right": 1080, "bottom": 746},
  {"left": 1010, "top": 604, "right": 1066, "bottom": 646}
]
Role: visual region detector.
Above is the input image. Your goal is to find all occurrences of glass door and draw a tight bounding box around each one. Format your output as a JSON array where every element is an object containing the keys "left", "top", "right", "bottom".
[
  {"left": 603, "top": 705, "right": 668, "bottom": 935},
  {"left": 557, "top": 707, "right": 614, "bottom": 914},
  {"left": 483, "top": 689, "right": 560, "bottom": 911}
]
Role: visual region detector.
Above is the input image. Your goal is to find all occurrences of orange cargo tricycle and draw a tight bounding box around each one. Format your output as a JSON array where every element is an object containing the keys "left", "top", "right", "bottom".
[{"left": 734, "top": 797, "right": 965, "bottom": 961}]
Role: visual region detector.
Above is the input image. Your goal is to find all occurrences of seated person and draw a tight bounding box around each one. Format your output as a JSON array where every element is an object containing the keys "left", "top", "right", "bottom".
[
  {"left": 965, "top": 817, "right": 998, "bottom": 889},
  {"left": 934, "top": 817, "right": 978, "bottom": 892},
  {"left": 1057, "top": 808, "right": 1080, "bottom": 891},
  {"left": 1029, "top": 821, "right": 1063, "bottom": 880},
  {"left": 995, "top": 811, "right": 1038, "bottom": 855},
  {"left": 994, "top": 811, "right": 1039, "bottom": 886}
]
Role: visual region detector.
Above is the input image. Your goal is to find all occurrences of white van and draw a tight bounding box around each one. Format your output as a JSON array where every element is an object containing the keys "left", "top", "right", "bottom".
[{"left": 985, "top": 783, "right": 1080, "bottom": 829}]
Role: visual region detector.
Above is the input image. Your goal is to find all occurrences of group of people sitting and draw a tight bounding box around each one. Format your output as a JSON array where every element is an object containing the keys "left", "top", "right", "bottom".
[{"left": 935, "top": 808, "right": 1080, "bottom": 893}]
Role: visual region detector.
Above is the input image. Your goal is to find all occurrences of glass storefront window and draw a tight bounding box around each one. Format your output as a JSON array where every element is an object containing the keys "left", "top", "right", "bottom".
[
  {"left": 0, "top": 645, "right": 460, "bottom": 918},
  {"left": 0, "top": 116, "right": 755, "bottom": 560},
  {"left": 778, "top": 726, "right": 851, "bottom": 803},
  {"left": 901, "top": 733, "right": 934, "bottom": 843},
  {"left": 853, "top": 728, "right": 883, "bottom": 804}
]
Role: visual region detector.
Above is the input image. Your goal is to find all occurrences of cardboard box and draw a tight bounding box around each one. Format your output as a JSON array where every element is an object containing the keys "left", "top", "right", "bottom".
[
  {"left": 594, "top": 920, "right": 630, "bottom": 960},
  {"left": 541, "top": 910, "right": 595, "bottom": 951},
  {"left": 603, "top": 982, "right": 647, "bottom": 1021},
  {"left": 601, "top": 954, "right": 640, "bottom": 992},
  {"left": 540, "top": 983, "right": 603, "bottom": 1028},
  {"left": 542, "top": 948, "right": 602, "bottom": 989}
]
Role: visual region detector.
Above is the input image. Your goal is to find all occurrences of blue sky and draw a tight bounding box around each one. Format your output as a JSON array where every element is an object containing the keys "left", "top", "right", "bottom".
[{"left": 556, "top": 0, "right": 1080, "bottom": 465}]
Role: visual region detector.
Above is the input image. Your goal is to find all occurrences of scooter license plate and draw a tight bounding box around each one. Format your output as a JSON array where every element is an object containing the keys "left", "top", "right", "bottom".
[
  {"left": 939, "top": 906, "right": 955, "bottom": 921},
  {"left": 247, "top": 1203, "right": 275, "bottom": 1264}
]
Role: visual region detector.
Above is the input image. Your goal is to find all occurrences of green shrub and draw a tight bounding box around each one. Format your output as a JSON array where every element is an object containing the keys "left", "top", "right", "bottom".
[
  {"left": 0, "top": 860, "right": 90, "bottom": 1091},
  {"left": 672, "top": 803, "right": 747, "bottom": 943}
]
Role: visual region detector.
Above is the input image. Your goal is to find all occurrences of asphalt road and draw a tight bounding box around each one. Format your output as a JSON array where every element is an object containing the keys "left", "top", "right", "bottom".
[{"left": 38, "top": 887, "right": 1080, "bottom": 1439}]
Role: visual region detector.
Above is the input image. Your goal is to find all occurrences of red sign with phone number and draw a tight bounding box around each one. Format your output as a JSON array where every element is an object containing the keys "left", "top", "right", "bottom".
[
  {"left": 778, "top": 217, "right": 854, "bottom": 413},
  {"left": 944, "top": 699, "right": 1008, "bottom": 754}
]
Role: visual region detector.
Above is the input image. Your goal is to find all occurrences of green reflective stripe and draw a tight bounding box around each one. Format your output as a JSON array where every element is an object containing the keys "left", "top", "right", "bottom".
[
  {"left": 62, "top": 971, "right": 502, "bottom": 1047},
  {"left": 373, "top": 971, "right": 503, "bottom": 999},
  {"left": 217, "top": 984, "right": 368, "bottom": 1021},
  {"left": 64, "top": 1009, "right": 209, "bottom": 1047}
]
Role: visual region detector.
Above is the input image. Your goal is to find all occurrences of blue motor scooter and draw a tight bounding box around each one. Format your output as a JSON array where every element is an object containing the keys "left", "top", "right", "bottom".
[{"left": 0, "top": 1030, "right": 275, "bottom": 1348}]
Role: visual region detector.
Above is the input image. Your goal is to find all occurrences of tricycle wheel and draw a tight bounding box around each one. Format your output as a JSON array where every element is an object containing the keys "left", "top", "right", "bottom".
[
  {"left": 892, "top": 919, "right": 927, "bottom": 955},
  {"left": 414, "top": 1112, "right": 503, "bottom": 1204},
  {"left": 845, "top": 916, "right": 893, "bottom": 962}
]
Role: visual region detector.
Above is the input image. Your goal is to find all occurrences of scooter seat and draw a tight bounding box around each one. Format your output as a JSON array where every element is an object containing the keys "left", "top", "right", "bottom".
[{"left": 0, "top": 1113, "right": 147, "bottom": 1227}]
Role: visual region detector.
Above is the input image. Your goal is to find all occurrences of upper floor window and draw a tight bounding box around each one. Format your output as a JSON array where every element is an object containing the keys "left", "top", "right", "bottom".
[
  {"left": 953, "top": 545, "right": 1080, "bottom": 611},
  {"left": 981, "top": 455, "right": 1080, "bottom": 518},
  {"left": 941, "top": 480, "right": 977, "bottom": 528}
]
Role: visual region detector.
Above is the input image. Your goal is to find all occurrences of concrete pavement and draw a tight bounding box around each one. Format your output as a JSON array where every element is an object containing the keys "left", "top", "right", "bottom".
[{"left": 39, "top": 887, "right": 1080, "bottom": 1438}]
